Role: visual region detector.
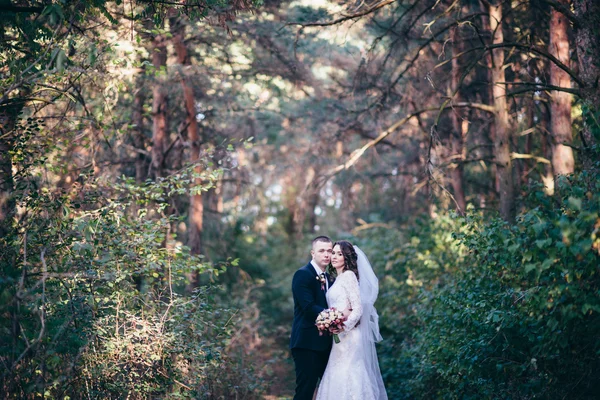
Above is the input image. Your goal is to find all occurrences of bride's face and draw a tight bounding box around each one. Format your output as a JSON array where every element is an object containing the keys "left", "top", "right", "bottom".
[{"left": 331, "top": 245, "right": 345, "bottom": 271}]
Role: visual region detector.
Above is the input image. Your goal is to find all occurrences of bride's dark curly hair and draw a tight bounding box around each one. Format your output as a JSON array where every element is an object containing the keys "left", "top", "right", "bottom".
[{"left": 332, "top": 240, "right": 359, "bottom": 280}]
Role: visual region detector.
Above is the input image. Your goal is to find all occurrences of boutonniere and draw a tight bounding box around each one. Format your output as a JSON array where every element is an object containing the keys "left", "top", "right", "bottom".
[{"left": 316, "top": 273, "right": 327, "bottom": 291}]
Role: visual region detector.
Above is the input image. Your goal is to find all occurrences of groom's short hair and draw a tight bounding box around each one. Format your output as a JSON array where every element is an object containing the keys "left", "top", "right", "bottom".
[{"left": 312, "top": 235, "right": 332, "bottom": 247}]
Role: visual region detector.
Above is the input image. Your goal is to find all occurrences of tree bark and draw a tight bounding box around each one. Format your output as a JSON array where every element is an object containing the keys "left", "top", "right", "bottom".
[
  {"left": 0, "top": 103, "right": 21, "bottom": 357},
  {"left": 291, "top": 166, "right": 317, "bottom": 237},
  {"left": 170, "top": 14, "right": 204, "bottom": 288},
  {"left": 150, "top": 32, "right": 168, "bottom": 179},
  {"left": 479, "top": 2, "right": 500, "bottom": 197},
  {"left": 540, "top": 105, "right": 555, "bottom": 195},
  {"left": 133, "top": 79, "right": 147, "bottom": 183},
  {"left": 450, "top": 26, "right": 467, "bottom": 215},
  {"left": 282, "top": 173, "right": 299, "bottom": 239},
  {"left": 549, "top": 0, "right": 574, "bottom": 175},
  {"left": 306, "top": 189, "right": 319, "bottom": 233},
  {"left": 489, "top": 2, "right": 515, "bottom": 221},
  {"left": 0, "top": 105, "right": 16, "bottom": 244},
  {"left": 573, "top": 0, "right": 600, "bottom": 152}
]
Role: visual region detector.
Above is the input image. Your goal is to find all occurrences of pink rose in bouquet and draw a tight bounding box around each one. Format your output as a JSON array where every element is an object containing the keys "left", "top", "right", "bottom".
[{"left": 315, "top": 308, "right": 344, "bottom": 343}]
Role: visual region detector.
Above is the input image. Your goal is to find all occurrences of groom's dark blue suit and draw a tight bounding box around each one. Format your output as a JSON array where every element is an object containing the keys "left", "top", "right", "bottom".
[{"left": 290, "top": 262, "right": 332, "bottom": 400}]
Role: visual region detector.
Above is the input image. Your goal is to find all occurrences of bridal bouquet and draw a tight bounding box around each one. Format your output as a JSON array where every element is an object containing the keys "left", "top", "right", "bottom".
[{"left": 315, "top": 308, "right": 344, "bottom": 344}]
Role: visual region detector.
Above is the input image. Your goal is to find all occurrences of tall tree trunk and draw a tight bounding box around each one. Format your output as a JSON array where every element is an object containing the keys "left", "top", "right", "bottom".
[
  {"left": 151, "top": 32, "right": 168, "bottom": 179},
  {"left": 549, "top": 0, "right": 574, "bottom": 175},
  {"left": 133, "top": 77, "right": 147, "bottom": 183},
  {"left": 573, "top": 0, "right": 600, "bottom": 153},
  {"left": 292, "top": 166, "right": 317, "bottom": 237},
  {"left": 450, "top": 26, "right": 467, "bottom": 215},
  {"left": 0, "top": 100, "right": 23, "bottom": 258},
  {"left": 0, "top": 101, "right": 22, "bottom": 375},
  {"left": 540, "top": 104, "right": 555, "bottom": 195},
  {"left": 306, "top": 189, "right": 319, "bottom": 233},
  {"left": 131, "top": 72, "right": 149, "bottom": 294},
  {"left": 282, "top": 174, "right": 299, "bottom": 239},
  {"left": 204, "top": 151, "right": 224, "bottom": 247},
  {"left": 573, "top": 0, "right": 600, "bottom": 147},
  {"left": 0, "top": 104, "right": 17, "bottom": 259},
  {"left": 206, "top": 179, "right": 224, "bottom": 214},
  {"left": 522, "top": 99, "right": 534, "bottom": 186},
  {"left": 233, "top": 148, "right": 248, "bottom": 209},
  {"left": 489, "top": 2, "right": 515, "bottom": 221},
  {"left": 0, "top": 113, "right": 15, "bottom": 236},
  {"left": 480, "top": 2, "right": 500, "bottom": 197},
  {"left": 170, "top": 14, "right": 203, "bottom": 288}
]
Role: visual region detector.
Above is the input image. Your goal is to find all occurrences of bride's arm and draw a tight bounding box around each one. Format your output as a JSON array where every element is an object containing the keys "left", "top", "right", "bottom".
[{"left": 342, "top": 271, "right": 363, "bottom": 331}]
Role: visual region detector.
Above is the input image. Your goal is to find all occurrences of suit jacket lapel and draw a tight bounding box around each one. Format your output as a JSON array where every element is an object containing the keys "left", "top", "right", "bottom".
[
  {"left": 306, "top": 262, "right": 317, "bottom": 277},
  {"left": 307, "top": 262, "right": 328, "bottom": 305}
]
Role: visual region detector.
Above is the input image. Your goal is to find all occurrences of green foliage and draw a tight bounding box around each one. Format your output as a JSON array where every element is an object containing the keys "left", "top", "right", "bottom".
[
  {"left": 352, "top": 214, "right": 469, "bottom": 399},
  {"left": 0, "top": 118, "right": 264, "bottom": 399},
  {"left": 581, "top": 102, "right": 600, "bottom": 145},
  {"left": 355, "top": 173, "right": 600, "bottom": 399}
]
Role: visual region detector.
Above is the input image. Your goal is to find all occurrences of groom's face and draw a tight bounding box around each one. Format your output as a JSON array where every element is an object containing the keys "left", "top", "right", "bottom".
[{"left": 311, "top": 241, "right": 333, "bottom": 269}]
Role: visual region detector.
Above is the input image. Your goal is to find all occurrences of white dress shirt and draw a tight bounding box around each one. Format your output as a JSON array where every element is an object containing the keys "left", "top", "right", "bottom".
[{"left": 311, "top": 260, "right": 329, "bottom": 291}]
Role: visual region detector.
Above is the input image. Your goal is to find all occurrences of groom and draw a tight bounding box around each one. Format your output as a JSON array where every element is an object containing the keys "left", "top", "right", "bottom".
[{"left": 290, "top": 236, "right": 334, "bottom": 400}]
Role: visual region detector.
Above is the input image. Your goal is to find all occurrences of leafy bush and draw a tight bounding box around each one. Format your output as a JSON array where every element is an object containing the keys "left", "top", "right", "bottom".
[
  {"left": 0, "top": 121, "right": 264, "bottom": 399},
  {"left": 356, "top": 172, "right": 600, "bottom": 399},
  {"left": 352, "top": 214, "right": 469, "bottom": 399}
]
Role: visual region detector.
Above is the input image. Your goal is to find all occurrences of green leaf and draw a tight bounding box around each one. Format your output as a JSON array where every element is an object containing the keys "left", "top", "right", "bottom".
[
  {"left": 540, "top": 258, "right": 553, "bottom": 271},
  {"left": 524, "top": 263, "right": 537, "bottom": 273},
  {"left": 567, "top": 196, "right": 582, "bottom": 211},
  {"left": 535, "top": 238, "right": 552, "bottom": 249},
  {"left": 582, "top": 304, "right": 599, "bottom": 314}
]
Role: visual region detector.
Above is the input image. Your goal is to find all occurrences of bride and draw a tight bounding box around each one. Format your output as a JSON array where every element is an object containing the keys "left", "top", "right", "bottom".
[{"left": 316, "top": 240, "right": 387, "bottom": 400}]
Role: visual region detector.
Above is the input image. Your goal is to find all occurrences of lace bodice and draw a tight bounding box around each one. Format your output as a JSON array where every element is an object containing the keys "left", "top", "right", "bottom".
[{"left": 326, "top": 271, "right": 363, "bottom": 331}]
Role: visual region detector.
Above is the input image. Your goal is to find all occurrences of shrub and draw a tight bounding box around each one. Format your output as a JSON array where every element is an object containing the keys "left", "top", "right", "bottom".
[
  {"left": 356, "top": 173, "right": 600, "bottom": 399},
  {"left": 0, "top": 122, "right": 264, "bottom": 398}
]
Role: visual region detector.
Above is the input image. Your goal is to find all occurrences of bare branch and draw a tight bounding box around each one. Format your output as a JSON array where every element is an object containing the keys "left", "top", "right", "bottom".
[
  {"left": 445, "top": 42, "right": 583, "bottom": 88},
  {"left": 510, "top": 152, "right": 550, "bottom": 164},
  {"left": 351, "top": 221, "right": 392, "bottom": 235},
  {"left": 315, "top": 102, "right": 494, "bottom": 186},
  {"left": 385, "top": 12, "right": 488, "bottom": 99},
  {"left": 506, "top": 84, "right": 580, "bottom": 97}
]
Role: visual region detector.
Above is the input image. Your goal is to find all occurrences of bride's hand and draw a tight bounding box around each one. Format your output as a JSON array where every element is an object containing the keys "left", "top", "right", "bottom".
[
  {"left": 341, "top": 307, "right": 352, "bottom": 320},
  {"left": 330, "top": 326, "right": 344, "bottom": 334}
]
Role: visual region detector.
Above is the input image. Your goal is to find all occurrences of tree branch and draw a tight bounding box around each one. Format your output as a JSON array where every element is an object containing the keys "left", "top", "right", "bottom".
[
  {"left": 288, "top": 0, "right": 397, "bottom": 28},
  {"left": 510, "top": 152, "right": 550, "bottom": 164},
  {"left": 385, "top": 12, "right": 488, "bottom": 99},
  {"left": 505, "top": 83, "right": 580, "bottom": 97},
  {"left": 541, "top": 0, "right": 579, "bottom": 28},
  {"left": 314, "top": 102, "right": 494, "bottom": 186},
  {"left": 445, "top": 42, "right": 583, "bottom": 88}
]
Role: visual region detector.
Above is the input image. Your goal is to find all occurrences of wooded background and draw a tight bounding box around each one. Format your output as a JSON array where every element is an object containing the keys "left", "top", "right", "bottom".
[{"left": 1, "top": 0, "right": 599, "bottom": 398}]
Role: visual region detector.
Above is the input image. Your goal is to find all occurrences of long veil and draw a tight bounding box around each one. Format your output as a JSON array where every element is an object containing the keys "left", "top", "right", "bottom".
[{"left": 354, "top": 246, "right": 387, "bottom": 399}]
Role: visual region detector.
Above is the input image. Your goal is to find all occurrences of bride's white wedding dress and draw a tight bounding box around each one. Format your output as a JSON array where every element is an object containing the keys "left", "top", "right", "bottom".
[{"left": 316, "top": 248, "right": 387, "bottom": 400}]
